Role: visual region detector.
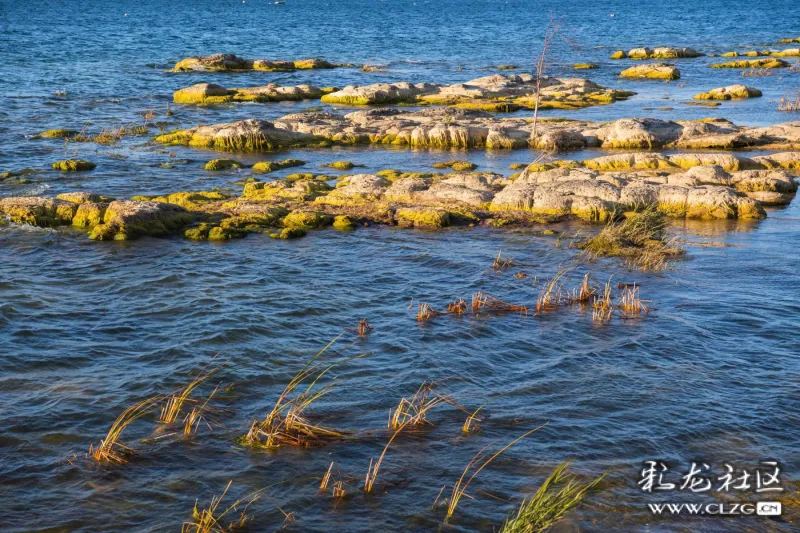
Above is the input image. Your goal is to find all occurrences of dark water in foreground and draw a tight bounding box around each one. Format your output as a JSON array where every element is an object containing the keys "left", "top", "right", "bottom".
[{"left": 1, "top": 0, "right": 800, "bottom": 531}]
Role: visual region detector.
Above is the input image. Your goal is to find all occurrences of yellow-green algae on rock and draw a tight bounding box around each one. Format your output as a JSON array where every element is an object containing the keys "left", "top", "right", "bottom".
[
  {"left": 37, "top": 129, "right": 79, "bottom": 139},
  {"left": 169, "top": 53, "right": 345, "bottom": 72},
  {"left": 52, "top": 159, "right": 96, "bottom": 171},
  {"left": 710, "top": 58, "right": 789, "bottom": 69},
  {"left": 693, "top": 85, "right": 762, "bottom": 100},
  {"left": 173, "top": 82, "right": 330, "bottom": 105},
  {"left": 619, "top": 63, "right": 680, "bottom": 80},
  {"left": 322, "top": 161, "right": 359, "bottom": 170},
  {"left": 396, "top": 208, "right": 451, "bottom": 228},
  {"left": 282, "top": 210, "right": 332, "bottom": 229},
  {"left": 155, "top": 119, "right": 323, "bottom": 152},
  {"left": 432, "top": 160, "right": 477, "bottom": 171},
  {"left": 88, "top": 201, "right": 193, "bottom": 241},
  {"left": 332, "top": 215, "right": 356, "bottom": 230},
  {"left": 252, "top": 159, "right": 306, "bottom": 173},
  {"left": 270, "top": 227, "right": 307, "bottom": 239},
  {"left": 573, "top": 63, "right": 599, "bottom": 69},
  {"left": 204, "top": 159, "right": 242, "bottom": 171}
]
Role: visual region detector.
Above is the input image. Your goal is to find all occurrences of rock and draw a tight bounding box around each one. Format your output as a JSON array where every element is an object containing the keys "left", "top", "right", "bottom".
[
  {"left": 667, "top": 153, "right": 751, "bottom": 171},
  {"left": 619, "top": 63, "right": 680, "bottom": 80},
  {"left": 573, "top": 63, "right": 599, "bottom": 69},
  {"left": 610, "top": 50, "right": 627, "bottom": 59},
  {"left": 693, "top": 85, "right": 762, "bottom": 100},
  {"left": 395, "top": 208, "right": 451, "bottom": 228},
  {"left": 204, "top": 159, "right": 242, "bottom": 171},
  {"left": 52, "top": 159, "right": 96, "bottom": 171},
  {"left": 270, "top": 227, "right": 308, "bottom": 239},
  {"left": 171, "top": 54, "right": 342, "bottom": 72},
  {"left": 584, "top": 153, "right": 675, "bottom": 170},
  {"left": 729, "top": 170, "right": 798, "bottom": 204},
  {"left": 332, "top": 215, "right": 356, "bottom": 231},
  {"left": 171, "top": 54, "right": 252, "bottom": 72},
  {"left": 384, "top": 176, "right": 433, "bottom": 201},
  {"left": 751, "top": 152, "right": 800, "bottom": 170},
  {"left": 432, "top": 160, "right": 477, "bottom": 171},
  {"left": 282, "top": 210, "right": 332, "bottom": 229},
  {"left": 684, "top": 165, "right": 731, "bottom": 185},
  {"left": 416, "top": 174, "right": 496, "bottom": 207},
  {"left": 322, "top": 161, "right": 358, "bottom": 170},
  {"left": 0, "top": 197, "right": 77, "bottom": 227},
  {"left": 710, "top": 58, "right": 789, "bottom": 69},
  {"left": 625, "top": 47, "right": 702, "bottom": 59},
  {"left": 597, "top": 118, "right": 683, "bottom": 149},
  {"left": 173, "top": 83, "right": 232, "bottom": 104},
  {"left": 56, "top": 192, "right": 112, "bottom": 204},
  {"left": 37, "top": 129, "right": 79, "bottom": 139},
  {"left": 251, "top": 159, "right": 306, "bottom": 173},
  {"left": 317, "top": 174, "right": 391, "bottom": 205},
  {"left": 322, "top": 82, "right": 439, "bottom": 105},
  {"left": 155, "top": 119, "right": 320, "bottom": 151},
  {"left": 87, "top": 201, "right": 192, "bottom": 240}
]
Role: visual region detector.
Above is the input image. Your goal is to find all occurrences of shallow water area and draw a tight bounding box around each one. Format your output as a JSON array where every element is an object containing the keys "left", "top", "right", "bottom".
[{"left": 2, "top": 0, "right": 800, "bottom": 532}]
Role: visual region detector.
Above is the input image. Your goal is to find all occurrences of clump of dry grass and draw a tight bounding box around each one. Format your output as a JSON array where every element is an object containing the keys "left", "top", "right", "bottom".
[
  {"left": 618, "top": 284, "right": 650, "bottom": 316},
  {"left": 183, "top": 481, "right": 259, "bottom": 533},
  {"left": 571, "top": 273, "right": 596, "bottom": 303},
  {"left": 535, "top": 267, "right": 571, "bottom": 313},
  {"left": 184, "top": 386, "right": 221, "bottom": 437},
  {"left": 499, "top": 461, "right": 607, "bottom": 533},
  {"left": 592, "top": 279, "right": 613, "bottom": 322},
  {"left": 472, "top": 291, "right": 529, "bottom": 315},
  {"left": 240, "top": 336, "right": 368, "bottom": 449},
  {"left": 388, "top": 381, "right": 450, "bottom": 430},
  {"left": 320, "top": 462, "right": 349, "bottom": 500},
  {"left": 493, "top": 250, "right": 515, "bottom": 270},
  {"left": 89, "top": 395, "right": 164, "bottom": 463},
  {"left": 778, "top": 90, "right": 800, "bottom": 111},
  {"left": 446, "top": 423, "right": 550, "bottom": 519},
  {"left": 579, "top": 208, "right": 682, "bottom": 271},
  {"left": 446, "top": 298, "right": 467, "bottom": 314},
  {"left": 417, "top": 302, "right": 443, "bottom": 321}
]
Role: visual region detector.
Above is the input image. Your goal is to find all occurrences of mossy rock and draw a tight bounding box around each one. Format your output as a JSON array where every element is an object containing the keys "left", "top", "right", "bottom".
[
  {"left": 251, "top": 159, "right": 306, "bottom": 173},
  {"left": 270, "top": 227, "right": 307, "bottom": 239},
  {"left": 282, "top": 210, "right": 332, "bottom": 229},
  {"left": 204, "top": 159, "right": 242, "bottom": 171},
  {"left": 184, "top": 223, "right": 215, "bottom": 240},
  {"left": 376, "top": 169, "right": 403, "bottom": 181},
  {"left": 508, "top": 163, "right": 527, "bottom": 170},
  {"left": 71, "top": 202, "right": 108, "bottom": 228},
  {"left": 709, "top": 58, "right": 789, "bottom": 69},
  {"left": 322, "top": 161, "right": 361, "bottom": 170},
  {"left": 396, "top": 208, "right": 451, "bottom": 229},
  {"left": 284, "top": 172, "right": 316, "bottom": 182},
  {"left": 432, "top": 160, "right": 477, "bottom": 171},
  {"left": 332, "top": 215, "right": 356, "bottom": 231},
  {"left": 38, "top": 129, "right": 79, "bottom": 139},
  {"left": 497, "top": 65, "right": 518, "bottom": 70},
  {"left": 573, "top": 63, "right": 599, "bottom": 69},
  {"left": 610, "top": 50, "right": 627, "bottom": 59},
  {"left": 52, "top": 159, "right": 96, "bottom": 172},
  {"left": 208, "top": 225, "right": 246, "bottom": 241}
]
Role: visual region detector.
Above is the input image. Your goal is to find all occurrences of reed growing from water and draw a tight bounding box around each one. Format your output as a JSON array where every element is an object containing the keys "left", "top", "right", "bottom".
[
  {"left": 499, "top": 461, "right": 607, "bottom": 533},
  {"left": 89, "top": 395, "right": 163, "bottom": 463},
  {"left": 161, "top": 359, "right": 226, "bottom": 424},
  {"left": 446, "top": 423, "right": 550, "bottom": 519}
]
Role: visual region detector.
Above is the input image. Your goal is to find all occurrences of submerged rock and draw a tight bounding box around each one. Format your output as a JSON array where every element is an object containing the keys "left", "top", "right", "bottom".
[
  {"left": 619, "top": 63, "right": 681, "bottom": 80},
  {"left": 693, "top": 85, "right": 762, "bottom": 100},
  {"left": 52, "top": 159, "right": 96, "bottom": 171}
]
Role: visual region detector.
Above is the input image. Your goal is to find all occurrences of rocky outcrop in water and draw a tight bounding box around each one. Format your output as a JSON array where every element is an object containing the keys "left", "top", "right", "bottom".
[
  {"left": 173, "top": 83, "right": 336, "bottom": 105},
  {"left": 611, "top": 47, "right": 703, "bottom": 60},
  {"left": 320, "top": 74, "right": 635, "bottom": 111},
  {"left": 619, "top": 63, "right": 680, "bottom": 80},
  {"left": 155, "top": 119, "right": 323, "bottom": 151},
  {"left": 169, "top": 53, "right": 345, "bottom": 72},
  {"left": 693, "top": 85, "right": 762, "bottom": 100}
]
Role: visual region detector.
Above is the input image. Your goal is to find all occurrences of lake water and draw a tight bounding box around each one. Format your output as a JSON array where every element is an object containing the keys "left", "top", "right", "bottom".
[{"left": 1, "top": 0, "right": 799, "bottom": 531}]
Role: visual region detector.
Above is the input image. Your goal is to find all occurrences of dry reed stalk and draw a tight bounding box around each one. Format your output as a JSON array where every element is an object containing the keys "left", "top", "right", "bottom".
[
  {"left": 592, "top": 279, "right": 613, "bottom": 322},
  {"left": 446, "top": 298, "right": 467, "bottom": 314},
  {"left": 183, "top": 386, "right": 220, "bottom": 437},
  {"left": 332, "top": 481, "right": 346, "bottom": 499},
  {"left": 514, "top": 272, "right": 530, "bottom": 280},
  {"left": 320, "top": 462, "right": 334, "bottom": 490},
  {"left": 89, "top": 395, "right": 163, "bottom": 463},
  {"left": 241, "top": 336, "right": 368, "bottom": 449},
  {"left": 462, "top": 405, "right": 485, "bottom": 433},
  {"left": 183, "top": 481, "right": 262, "bottom": 533},
  {"left": 161, "top": 359, "right": 226, "bottom": 424},
  {"left": 574, "top": 273, "right": 596, "bottom": 303},
  {"left": 493, "top": 250, "right": 515, "bottom": 270},
  {"left": 472, "top": 291, "right": 528, "bottom": 315},
  {"left": 357, "top": 318, "right": 372, "bottom": 336},
  {"left": 446, "top": 422, "right": 550, "bottom": 519},
  {"left": 618, "top": 284, "right": 650, "bottom": 316},
  {"left": 388, "top": 381, "right": 450, "bottom": 430},
  {"left": 778, "top": 90, "right": 800, "bottom": 111},
  {"left": 416, "top": 302, "right": 443, "bottom": 321},
  {"left": 536, "top": 266, "right": 571, "bottom": 313}
]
